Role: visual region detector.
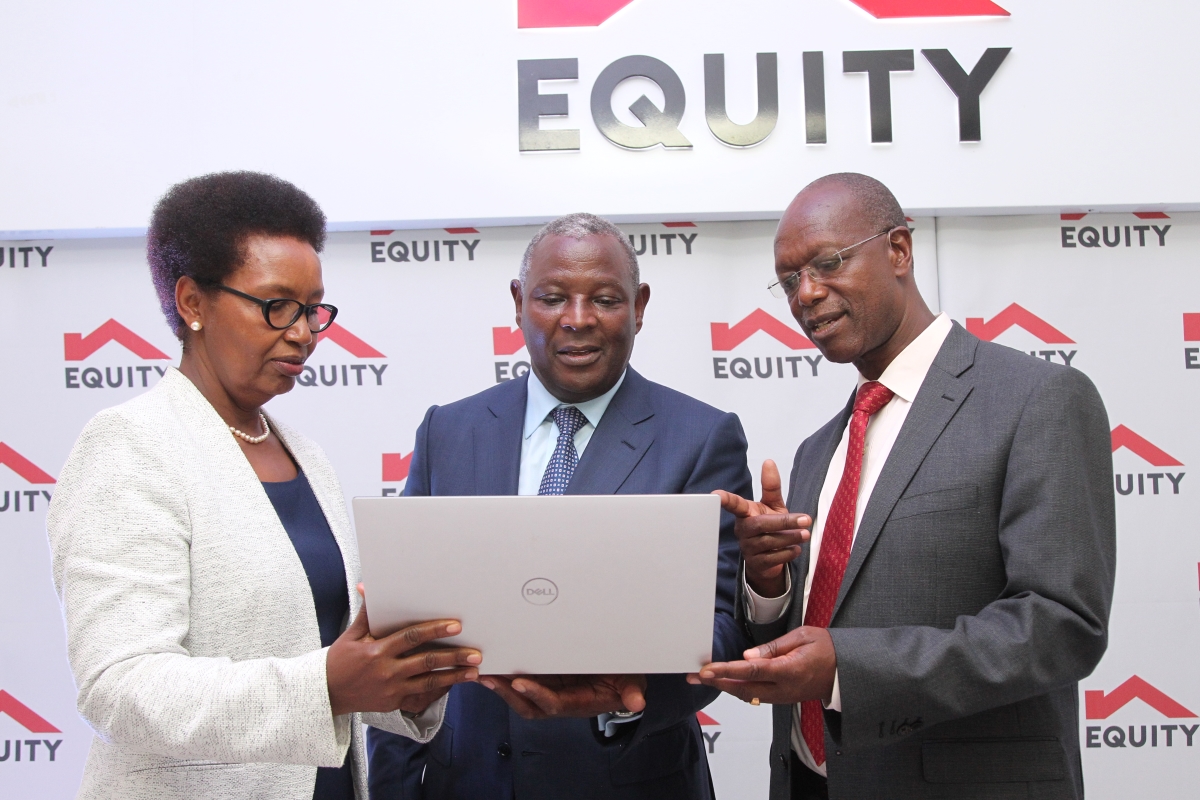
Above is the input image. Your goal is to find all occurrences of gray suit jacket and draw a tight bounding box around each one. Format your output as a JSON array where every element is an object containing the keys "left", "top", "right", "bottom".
[{"left": 738, "top": 323, "right": 1115, "bottom": 800}]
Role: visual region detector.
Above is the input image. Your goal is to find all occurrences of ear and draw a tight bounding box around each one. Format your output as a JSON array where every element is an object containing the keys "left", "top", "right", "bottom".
[
  {"left": 633, "top": 283, "right": 651, "bottom": 334},
  {"left": 175, "top": 276, "right": 205, "bottom": 333},
  {"left": 510, "top": 279, "right": 524, "bottom": 327},
  {"left": 889, "top": 227, "right": 915, "bottom": 279}
]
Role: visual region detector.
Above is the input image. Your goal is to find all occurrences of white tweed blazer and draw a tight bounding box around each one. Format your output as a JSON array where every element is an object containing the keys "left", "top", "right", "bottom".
[{"left": 47, "top": 367, "right": 444, "bottom": 800}]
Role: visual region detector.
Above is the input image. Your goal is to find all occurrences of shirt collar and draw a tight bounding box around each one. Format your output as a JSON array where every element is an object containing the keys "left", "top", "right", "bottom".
[
  {"left": 524, "top": 369, "right": 628, "bottom": 440},
  {"left": 857, "top": 313, "right": 953, "bottom": 403}
]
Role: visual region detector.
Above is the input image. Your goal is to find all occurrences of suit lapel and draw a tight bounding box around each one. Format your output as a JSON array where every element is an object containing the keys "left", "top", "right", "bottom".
[
  {"left": 831, "top": 324, "right": 978, "bottom": 620},
  {"left": 475, "top": 375, "right": 526, "bottom": 496},
  {"left": 566, "top": 368, "right": 655, "bottom": 495},
  {"left": 787, "top": 391, "right": 855, "bottom": 630}
]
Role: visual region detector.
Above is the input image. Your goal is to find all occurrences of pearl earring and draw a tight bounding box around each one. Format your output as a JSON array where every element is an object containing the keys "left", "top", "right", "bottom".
[{"left": 190, "top": 321, "right": 202, "bottom": 331}]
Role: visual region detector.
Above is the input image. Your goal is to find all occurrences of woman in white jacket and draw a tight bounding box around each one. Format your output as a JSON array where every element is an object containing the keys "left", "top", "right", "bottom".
[{"left": 47, "top": 172, "right": 481, "bottom": 800}]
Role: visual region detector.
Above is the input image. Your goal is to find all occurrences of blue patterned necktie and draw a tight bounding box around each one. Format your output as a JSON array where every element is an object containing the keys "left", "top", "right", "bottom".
[{"left": 538, "top": 406, "right": 588, "bottom": 496}]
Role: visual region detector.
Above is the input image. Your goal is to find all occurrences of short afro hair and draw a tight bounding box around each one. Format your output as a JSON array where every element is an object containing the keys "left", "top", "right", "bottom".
[
  {"left": 803, "top": 172, "right": 908, "bottom": 233},
  {"left": 147, "top": 171, "right": 327, "bottom": 338},
  {"left": 519, "top": 212, "right": 640, "bottom": 288}
]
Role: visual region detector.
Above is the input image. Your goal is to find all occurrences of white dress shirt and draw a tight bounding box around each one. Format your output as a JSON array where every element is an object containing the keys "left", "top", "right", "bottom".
[
  {"left": 517, "top": 369, "right": 627, "bottom": 496},
  {"left": 743, "top": 313, "right": 953, "bottom": 776}
]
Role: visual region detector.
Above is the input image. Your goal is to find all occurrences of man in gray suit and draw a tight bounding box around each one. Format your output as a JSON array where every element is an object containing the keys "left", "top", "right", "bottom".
[{"left": 691, "top": 173, "right": 1116, "bottom": 799}]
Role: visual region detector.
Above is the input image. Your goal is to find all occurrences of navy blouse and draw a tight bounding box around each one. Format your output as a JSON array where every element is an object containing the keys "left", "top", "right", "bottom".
[{"left": 262, "top": 472, "right": 353, "bottom": 800}]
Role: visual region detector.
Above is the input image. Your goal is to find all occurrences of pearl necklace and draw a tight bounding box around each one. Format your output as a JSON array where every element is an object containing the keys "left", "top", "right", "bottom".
[{"left": 230, "top": 413, "right": 270, "bottom": 445}]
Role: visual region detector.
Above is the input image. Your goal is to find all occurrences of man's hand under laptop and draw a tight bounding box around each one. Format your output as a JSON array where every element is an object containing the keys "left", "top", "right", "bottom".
[{"left": 481, "top": 674, "right": 647, "bottom": 719}]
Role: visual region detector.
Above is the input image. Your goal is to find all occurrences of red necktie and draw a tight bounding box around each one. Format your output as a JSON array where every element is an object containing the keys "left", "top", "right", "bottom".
[{"left": 800, "top": 380, "right": 895, "bottom": 766}]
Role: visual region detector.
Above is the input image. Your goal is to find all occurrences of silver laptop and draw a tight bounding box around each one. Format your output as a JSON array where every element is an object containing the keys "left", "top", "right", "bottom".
[{"left": 353, "top": 494, "right": 721, "bottom": 675}]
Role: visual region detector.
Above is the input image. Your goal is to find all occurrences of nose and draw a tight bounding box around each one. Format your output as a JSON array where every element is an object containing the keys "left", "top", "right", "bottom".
[
  {"left": 791, "top": 270, "right": 827, "bottom": 309},
  {"left": 560, "top": 295, "right": 597, "bottom": 331},
  {"left": 285, "top": 314, "right": 315, "bottom": 346}
]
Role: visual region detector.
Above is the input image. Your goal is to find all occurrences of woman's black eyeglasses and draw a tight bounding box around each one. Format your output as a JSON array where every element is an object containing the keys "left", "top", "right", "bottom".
[{"left": 214, "top": 285, "right": 338, "bottom": 332}]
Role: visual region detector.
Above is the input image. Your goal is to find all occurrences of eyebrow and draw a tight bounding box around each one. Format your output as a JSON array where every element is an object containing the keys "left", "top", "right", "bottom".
[{"left": 248, "top": 283, "right": 322, "bottom": 298}]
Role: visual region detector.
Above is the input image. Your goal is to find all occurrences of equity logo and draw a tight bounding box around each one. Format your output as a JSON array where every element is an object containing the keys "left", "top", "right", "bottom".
[
  {"left": 965, "top": 304, "right": 1076, "bottom": 366},
  {"left": 0, "top": 244, "right": 53, "bottom": 268},
  {"left": 63, "top": 320, "right": 174, "bottom": 390},
  {"left": 1083, "top": 676, "right": 1199, "bottom": 750},
  {"left": 1184, "top": 313, "right": 1200, "bottom": 370},
  {"left": 1060, "top": 212, "right": 1171, "bottom": 249},
  {"left": 0, "top": 690, "right": 64, "bottom": 763},
  {"left": 711, "top": 309, "right": 824, "bottom": 380},
  {"left": 1, "top": 443, "right": 55, "bottom": 513},
  {"left": 381, "top": 452, "right": 413, "bottom": 496},
  {"left": 369, "top": 229, "right": 481, "bottom": 264},
  {"left": 697, "top": 710, "right": 722, "bottom": 753},
  {"left": 517, "top": 0, "right": 1009, "bottom": 28},
  {"left": 518, "top": 2, "right": 1012, "bottom": 151},
  {"left": 296, "top": 323, "right": 388, "bottom": 389},
  {"left": 494, "top": 327, "right": 531, "bottom": 384},
  {"left": 1111, "top": 425, "right": 1184, "bottom": 496},
  {"left": 627, "top": 223, "right": 698, "bottom": 258}
]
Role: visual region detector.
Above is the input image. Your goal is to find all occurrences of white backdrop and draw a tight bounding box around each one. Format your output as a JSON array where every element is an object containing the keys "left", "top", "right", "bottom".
[
  {"left": 3, "top": 214, "right": 1197, "bottom": 797},
  {"left": 2, "top": 0, "right": 1200, "bottom": 235}
]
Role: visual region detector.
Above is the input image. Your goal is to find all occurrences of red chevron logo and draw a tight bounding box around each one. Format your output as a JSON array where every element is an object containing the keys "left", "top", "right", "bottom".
[
  {"left": 0, "top": 443, "right": 56, "bottom": 484},
  {"left": 696, "top": 711, "right": 719, "bottom": 726},
  {"left": 964, "top": 304, "right": 1074, "bottom": 345},
  {"left": 850, "top": 0, "right": 1009, "bottom": 17},
  {"left": 518, "top": 0, "right": 637, "bottom": 28},
  {"left": 517, "top": 1, "right": 1010, "bottom": 28},
  {"left": 0, "top": 691, "right": 60, "bottom": 733},
  {"left": 321, "top": 323, "right": 386, "bottom": 358},
  {"left": 711, "top": 309, "right": 815, "bottom": 351},
  {"left": 494, "top": 327, "right": 527, "bottom": 356},
  {"left": 382, "top": 452, "right": 413, "bottom": 482},
  {"left": 64, "top": 320, "right": 171, "bottom": 361},
  {"left": 1184, "top": 313, "right": 1200, "bottom": 342},
  {"left": 1085, "top": 676, "right": 1196, "bottom": 720},
  {"left": 1110, "top": 426, "right": 1183, "bottom": 467}
]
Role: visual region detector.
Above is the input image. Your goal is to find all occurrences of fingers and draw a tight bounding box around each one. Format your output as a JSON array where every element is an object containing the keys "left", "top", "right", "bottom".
[
  {"left": 616, "top": 676, "right": 646, "bottom": 713},
  {"left": 482, "top": 676, "right": 547, "bottom": 719},
  {"left": 736, "top": 513, "right": 812, "bottom": 542},
  {"left": 408, "top": 666, "right": 480, "bottom": 696},
  {"left": 511, "top": 678, "right": 564, "bottom": 717},
  {"left": 759, "top": 460, "right": 787, "bottom": 511},
  {"left": 697, "top": 659, "right": 767, "bottom": 683},
  {"left": 395, "top": 646, "right": 483, "bottom": 679},
  {"left": 380, "top": 619, "right": 464, "bottom": 658},
  {"left": 341, "top": 600, "right": 372, "bottom": 642},
  {"left": 738, "top": 529, "right": 807, "bottom": 558},
  {"left": 713, "top": 489, "right": 754, "bottom": 518},
  {"left": 743, "top": 627, "right": 813, "bottom": 660}
]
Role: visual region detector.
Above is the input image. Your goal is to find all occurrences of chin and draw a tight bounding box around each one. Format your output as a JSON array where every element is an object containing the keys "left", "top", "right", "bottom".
[
  {"left": 812, "top": 341, "right": 857, "bottom": 366},
  {"left": 262, "top": 374, "right": 297, "bottom": 397}
]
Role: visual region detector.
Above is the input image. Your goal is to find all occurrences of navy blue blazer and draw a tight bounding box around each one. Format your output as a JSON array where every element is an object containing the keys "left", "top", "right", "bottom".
[{"left": 368, "top": 367, "right": 752, "bottom": 800}]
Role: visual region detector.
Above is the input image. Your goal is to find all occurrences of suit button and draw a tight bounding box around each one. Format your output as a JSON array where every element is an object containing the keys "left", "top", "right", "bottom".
[
  {"left": 497, "top": 743, "right": 512, "bottom": 758},
  {"left": 835, "top": 750, "right": 842, "bottom": 756},
  {"left": 777, "top": 753, "right": 787, "bottom": 767}
]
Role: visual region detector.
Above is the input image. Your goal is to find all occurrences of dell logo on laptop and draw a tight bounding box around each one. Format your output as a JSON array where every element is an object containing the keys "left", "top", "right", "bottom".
[{"left": 522, "top": 578, "right": 559, "bottom": 605}]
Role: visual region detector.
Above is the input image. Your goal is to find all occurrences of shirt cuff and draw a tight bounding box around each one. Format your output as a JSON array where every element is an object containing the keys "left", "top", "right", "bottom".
[
  {"left": 742, "top": 569, "right": 793, "bottom": 623},
  {"left": 824, "top": 671, "right": 841, "bottom": 712}
]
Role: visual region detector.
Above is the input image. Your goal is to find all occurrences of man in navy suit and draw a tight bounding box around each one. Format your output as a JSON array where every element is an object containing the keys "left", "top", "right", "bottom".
[{"left": 367, "top": 212, "right": 753, "bottom": 800}]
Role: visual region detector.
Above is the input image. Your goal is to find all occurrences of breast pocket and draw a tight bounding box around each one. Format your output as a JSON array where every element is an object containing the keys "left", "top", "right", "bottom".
[{"left": 890, "top": 484, "right": 979, "bottom": 521}]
